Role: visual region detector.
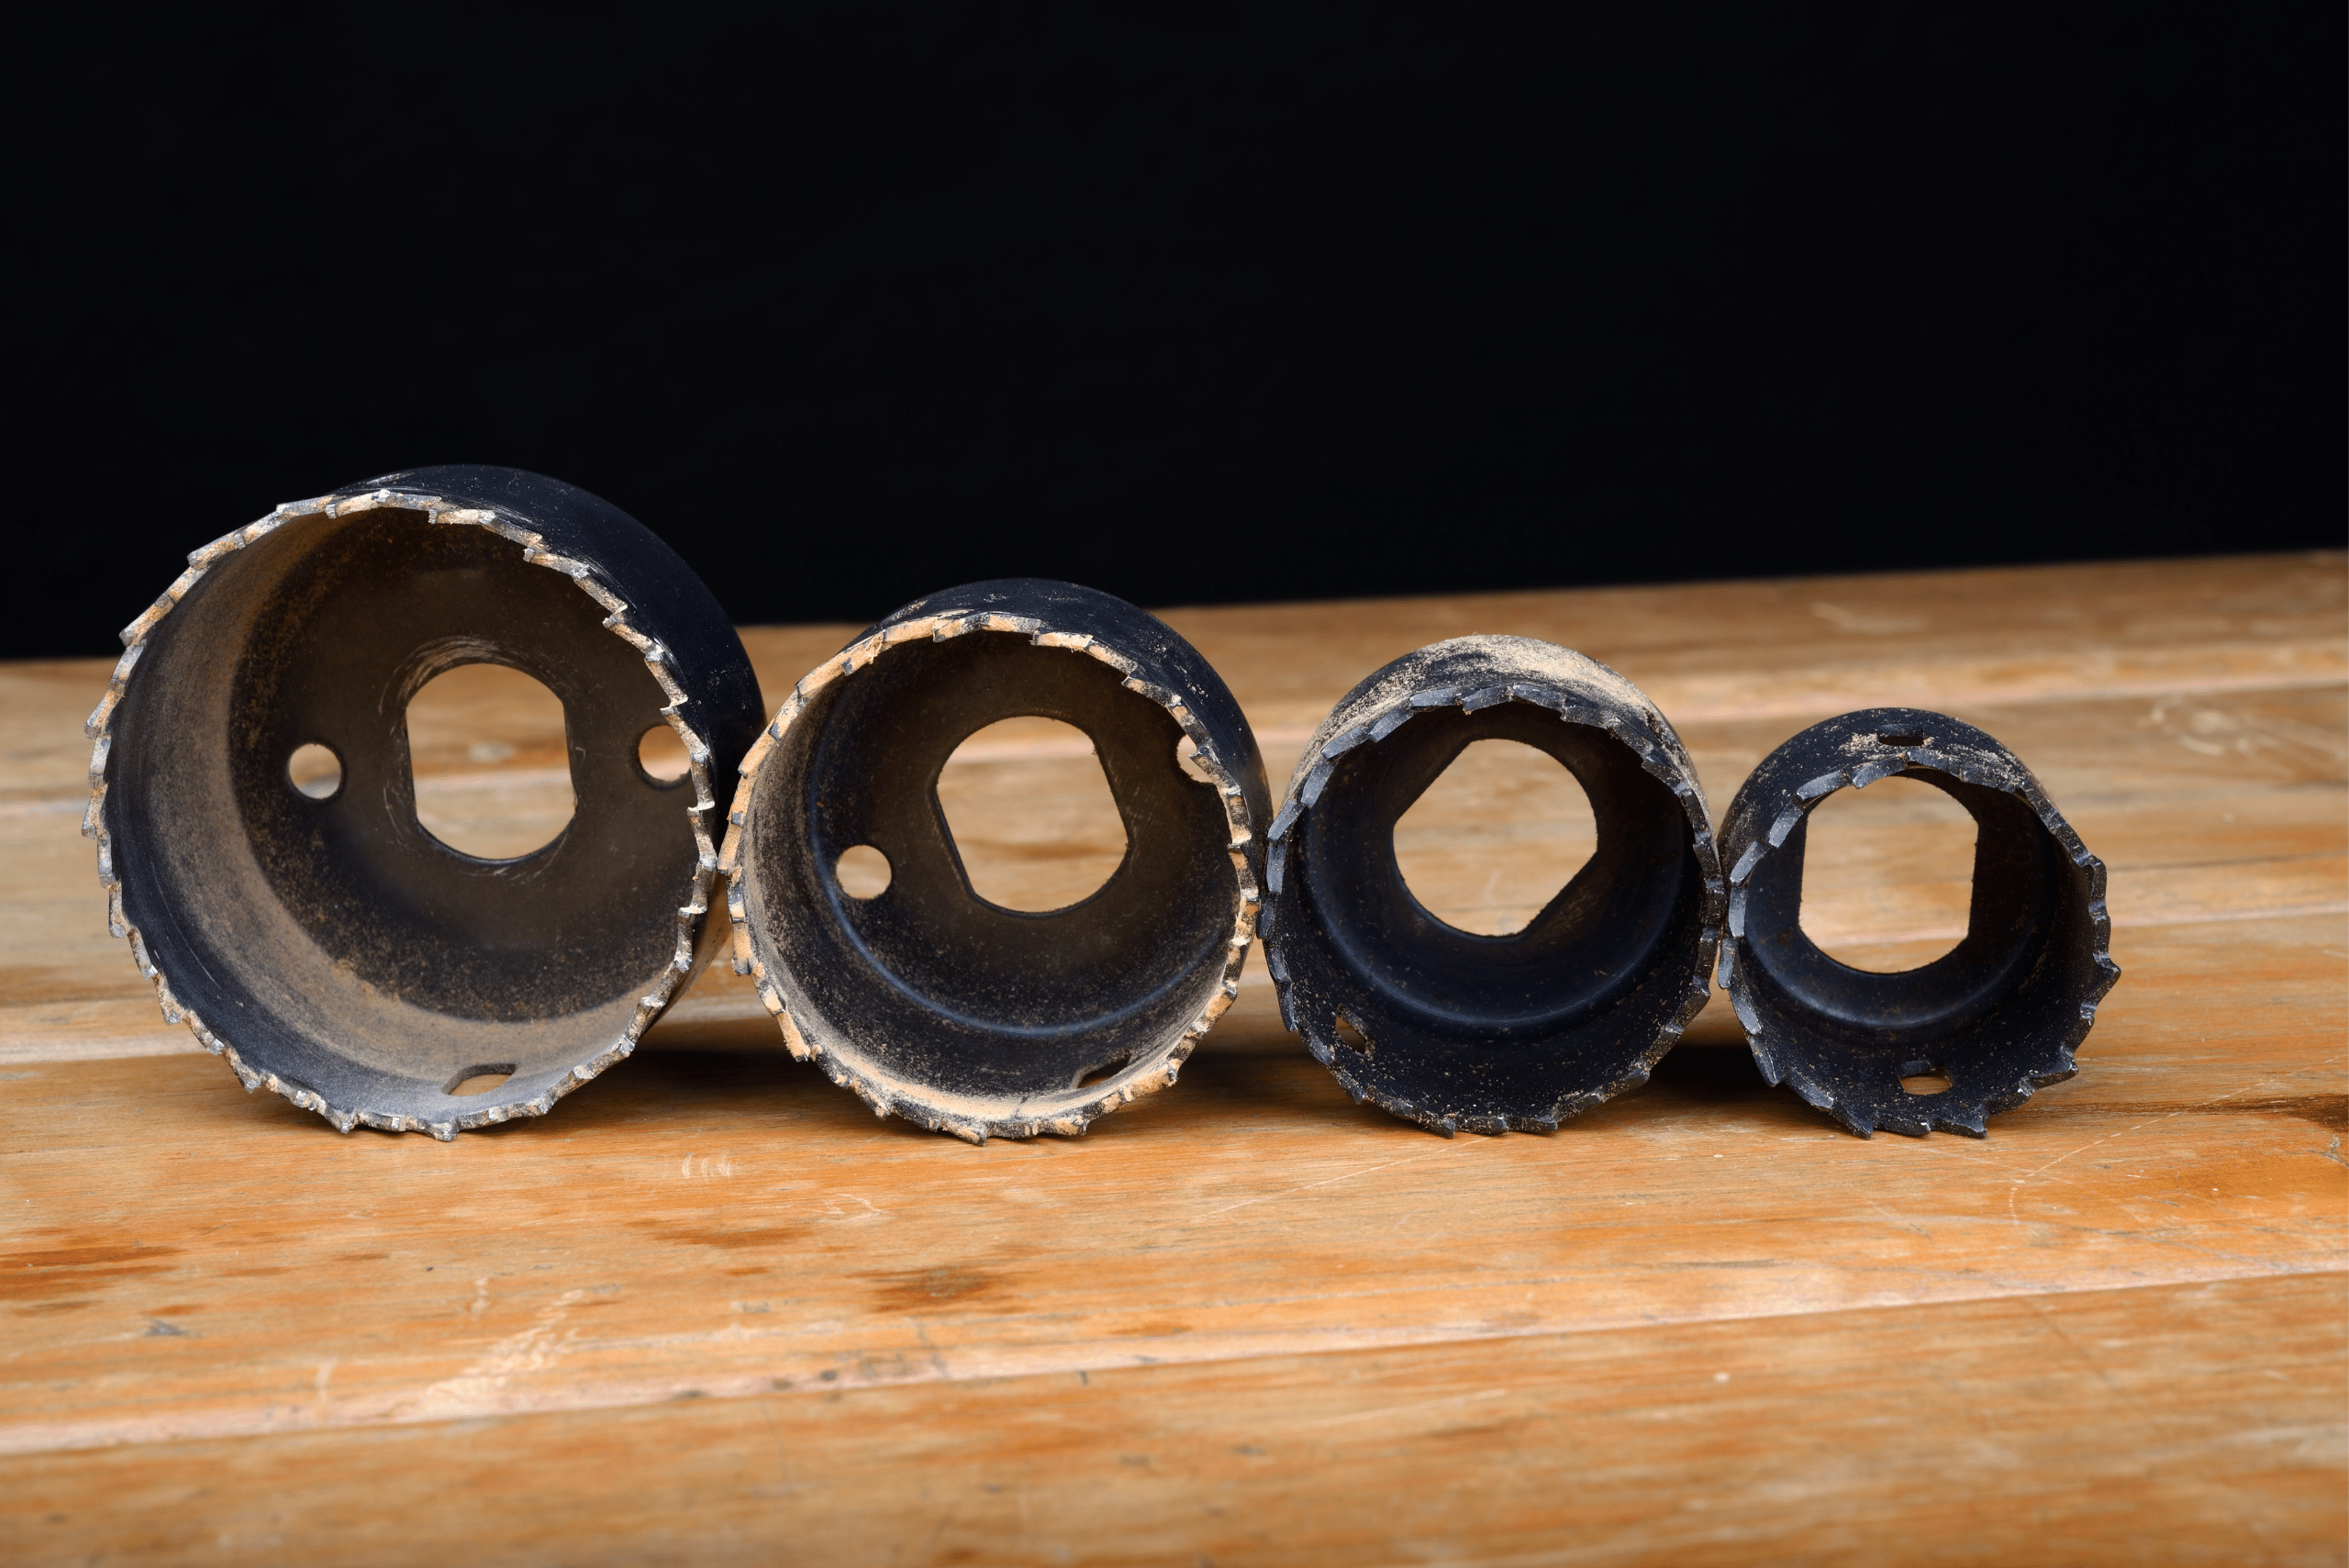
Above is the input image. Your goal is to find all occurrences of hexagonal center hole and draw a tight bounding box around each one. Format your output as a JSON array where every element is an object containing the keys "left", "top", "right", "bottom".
[
  {"left": 1393, "top": 739, "right": 1596, "bottom": 936},
  {"left": 406, "top": 662, "right": 574, "bottom": 860},
  {"left": 935, "top": 717, "right": 1128, "bottom": 912},
  {"left": 1798, "top": 774, "right": 1976, "bottom": 972}
]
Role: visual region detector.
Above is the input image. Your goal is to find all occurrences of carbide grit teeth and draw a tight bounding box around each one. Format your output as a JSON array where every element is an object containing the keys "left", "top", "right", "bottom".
[{"left": 86, "top": 466, "right": 766, "bottom": 1136}]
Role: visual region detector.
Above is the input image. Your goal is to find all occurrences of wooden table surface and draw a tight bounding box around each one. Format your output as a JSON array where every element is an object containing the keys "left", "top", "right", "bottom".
[{"left": 2, "top": 553, "right": 2343, "bottom": 1565}]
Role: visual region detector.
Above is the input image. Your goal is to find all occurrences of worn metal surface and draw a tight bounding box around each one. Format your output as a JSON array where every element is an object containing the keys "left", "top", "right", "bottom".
[
  {"left": 85, "top": 466, "right": 766, "bottom": 1137},
  {"left": 1717, "top": 707, "right": 2121, "bottom": 1137},
  {"left": 718, "top": 579, "right": 1272, "bottom": 1143},
  {"left": 1261, "top": 636, "right": 1725, "bottom": 1136}
]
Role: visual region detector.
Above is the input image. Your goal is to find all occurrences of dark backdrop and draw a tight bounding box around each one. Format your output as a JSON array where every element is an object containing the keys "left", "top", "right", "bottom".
[{"left": 13, "top": 4, "right": 2340, "bottom": 658}]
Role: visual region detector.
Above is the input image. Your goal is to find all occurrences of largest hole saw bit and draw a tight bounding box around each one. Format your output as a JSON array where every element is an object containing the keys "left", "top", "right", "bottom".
[{"left": 86, "top": 466, "right": 766, "bottom": 1138}]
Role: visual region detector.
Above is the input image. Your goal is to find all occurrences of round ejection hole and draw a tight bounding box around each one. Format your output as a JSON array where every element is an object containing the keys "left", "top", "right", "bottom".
[
  {"left": 1899, "top": 1062, "right": 1954, "bottom": 1095},
  {"left": 1799, "top": 775, "right": 1976, "bottom": 973},
  {"left": 1393, "top": 740, "right": 1597, "bottom": 936},
  {"left": 446, "top": 1064, "right": 516, "bottom": 1097},
  {"left": 936, "top": 717, "right": 1128, "bottom": 912},
  {"left": 1075, "top": 1051, "right": 1132, "bottom": 1089},
  {"left": 637, "top": 722, "right": 691, "bottom": 784},
  {"left": 287, "top": 743, "right": 343, "bottom": 801},
  {"left": 835, "top": 844, "right": 893, "bottom": 899},
  {"left": 406, "top": 663, "right": 575, "bottom": 860}
]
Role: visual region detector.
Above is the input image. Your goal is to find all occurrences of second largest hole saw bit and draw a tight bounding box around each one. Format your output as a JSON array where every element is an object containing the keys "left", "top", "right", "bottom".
[{"left": 718, "top": 578, "right": 1272, "bottom": 1144}]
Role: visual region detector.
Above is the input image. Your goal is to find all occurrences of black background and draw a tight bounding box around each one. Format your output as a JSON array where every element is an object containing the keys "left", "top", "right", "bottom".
[{"left": 13, "top": 4, "right": 2340, "bottom": 658}]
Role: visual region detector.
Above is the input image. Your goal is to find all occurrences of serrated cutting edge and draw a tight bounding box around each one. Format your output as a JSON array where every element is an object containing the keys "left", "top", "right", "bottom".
[{"left": 84, "top": 487, "right": 730, "bottom": 1139}]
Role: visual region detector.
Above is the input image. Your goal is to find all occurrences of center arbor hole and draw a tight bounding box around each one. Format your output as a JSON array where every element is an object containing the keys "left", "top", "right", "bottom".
[
  {"left": 1393, "top": 740, "right": 1597, "bottom": 936},
  {"left": 935, "top": 717, "right": 1128, "bottom": 913},
  {"left": 1800, "top": 775, "right": 1976, "bottom": 973},
  {"left": 406, "top": 663, "right": 574, "bottom": 861}
]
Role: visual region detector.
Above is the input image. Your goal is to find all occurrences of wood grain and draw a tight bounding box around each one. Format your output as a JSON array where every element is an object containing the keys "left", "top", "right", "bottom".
[
  {"left": 5, "top": 1273, "right": 2336, "bottom": 1568},
  {"left": 0, "top": 913, "right": 2339, "bottom": 1454},
  {"left": 0, "top": 551, "right": 2341, "bottom": 1563}
]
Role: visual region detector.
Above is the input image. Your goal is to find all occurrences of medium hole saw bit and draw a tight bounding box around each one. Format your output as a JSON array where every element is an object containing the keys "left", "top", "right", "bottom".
[
  {"left": 1716, "top": 708, "right": 2121, "bottom": 1138},
  {"left": 718, "top": 578, "right": 1272, "bottom": 1144},
  {"left": 1259, "top": 636, "right": 1726, "bottom": 1137},
  {"left": 85, "top": 466, "right": 766, "bottom": 1138}
]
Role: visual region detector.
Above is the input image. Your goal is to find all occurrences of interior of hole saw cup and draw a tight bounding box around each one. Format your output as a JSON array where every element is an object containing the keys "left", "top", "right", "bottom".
[
  {"left": 1737, "top": 767, "right": 2070, "bottom": 1040},
  {"left": 1299, "top": 701, "right": 1703, "bottom": 1035},
  {"left": 106, "top": 506, "right": 698, "bottom": 1095},
  {"left": 750, "top": 630, "right": 1240, "bottom": 1097}
]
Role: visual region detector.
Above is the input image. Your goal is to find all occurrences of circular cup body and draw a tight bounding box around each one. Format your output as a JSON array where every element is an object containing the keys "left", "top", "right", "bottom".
[
  {"left": 720, "top": 580, "right": 1271, "bottom": 1143},
  {"left": 88, "top": 467, "right": 766, "bottom": 1137},
  {"left": 1718, "top": 707, "right": 2119, "bottom": 1138},
  {"left": 1262, "top": 636, "right": 1723, "bottom": 1136}
]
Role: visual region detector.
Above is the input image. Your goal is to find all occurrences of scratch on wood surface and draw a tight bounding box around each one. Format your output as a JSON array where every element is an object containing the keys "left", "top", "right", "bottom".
[
  {"left": 822, "top": 1192, "right": 892, "bottom": 1225},
  {"left": 406, "top": 1289, "right": 585, "bottom": 1419},
  {"left": 1868, "top": 1199, "right": 1932, "bottom": 1239},
  {"left": 2006, "top": 1076, "right": 2310, "bottom": 1228},
  {"left": 1189, "top": 1141, "right": 1484, "bottom": 1222},
  {"left": 1300, "top": 1386, "right": 1510, "bottom": 1429},
  {"left": 1887, "top": 1135, "right": 2043, "bottom": 1184},
  {"left": 2016, "top": 1295, "right": 2131, "bottom": 1399},
  {"left": 913, "top": 1319, "right": 952, "bottom": 1382},
  {"left": 2143, "top": 696, "right": 2349, "bottom": 777},
  {"left": 2014, "top": 1296, "right": 2299, "bottom": 1545}
]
